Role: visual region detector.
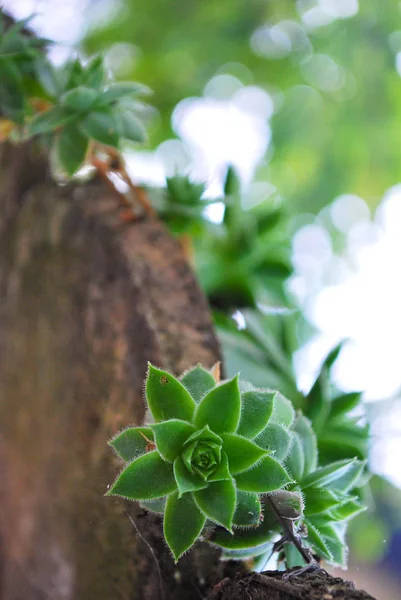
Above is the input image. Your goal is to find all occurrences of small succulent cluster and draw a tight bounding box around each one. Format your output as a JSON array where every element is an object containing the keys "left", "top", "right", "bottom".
[
  {"left": 0, "top": 13, "right": 148, "bottom": 176},
  {"left": 108, "top": 364, "right": 367, "bottom": 566}
]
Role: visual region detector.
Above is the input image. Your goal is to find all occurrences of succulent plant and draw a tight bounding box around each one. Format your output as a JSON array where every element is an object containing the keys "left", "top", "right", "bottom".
[{"left": 107, "top": 364, "right": 367, "bottom": 566}]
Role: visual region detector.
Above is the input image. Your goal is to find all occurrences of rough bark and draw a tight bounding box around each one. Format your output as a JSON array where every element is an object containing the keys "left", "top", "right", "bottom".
[
  {"left": 208, "top": 568, "right": 377, "bottom": 600},
  {"left": 0, "top": 149, "right": 239, "bottom": 600}
]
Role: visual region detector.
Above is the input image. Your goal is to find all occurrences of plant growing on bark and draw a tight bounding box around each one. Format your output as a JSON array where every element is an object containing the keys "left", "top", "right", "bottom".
[{"left": 108, "top": 363, "right": 367, "bottom": 566}]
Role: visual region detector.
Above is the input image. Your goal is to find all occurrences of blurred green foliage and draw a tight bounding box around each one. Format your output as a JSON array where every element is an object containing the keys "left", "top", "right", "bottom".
[{"left": 84, "top": 0, "right": 401, "bottom": 213}]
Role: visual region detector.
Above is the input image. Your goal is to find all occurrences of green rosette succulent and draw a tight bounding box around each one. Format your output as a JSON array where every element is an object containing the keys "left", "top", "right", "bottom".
[
  {"left": 107, "top": 363, "right": 367, "bottom": 567},
  {"left": 107, "top": 364, "right": 292, "bottom": 560}
]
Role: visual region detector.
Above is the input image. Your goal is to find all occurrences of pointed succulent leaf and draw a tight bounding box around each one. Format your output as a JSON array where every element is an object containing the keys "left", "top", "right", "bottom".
[
  {"left": 173, "top": 456, "right": 208, "bottom": 496},
  {"left": 233, "top": 491, "right": 262, "bottom": 527},
  {"left": 116, "top": 110, "right": 146, "bottom": 143},
  {"left": 184, "top": 425, "right": 223, "bottom": 446},
  {"left": 194, "top": 376, "right": 241, "bottom": 434},
  {"left": 303, "top": 488, "right": 342, "bottom": 516},
  {"left": 330, "top": 392, "right": 363, "bottom": 421},
  {"left": 80, "top": 109, "right": 119, "bottom": 147},
  {"left": 221, "top": 541, "right": 273, "bottom": 562},
  {"left": 292, "top": 414, "right": 318, "bottom": 476},
  {"left": 220, "top": 433, "right": 267, "bottom": 474},
  {"left": 255, "top": 423, "right": 292, "bottom": 461},
  {"left": 285, "top": 433, "right": 305, "bottom": 482},
  {"left": 83, "top": 55, "right": 105, "bottom": 89},
  {"left": 270, "top": 392, "right": 295, "bottom": 427},
  {"left": 146, "top": 364, "right": 197, "bottom": 422},
  {"left": 150, "top": 419, "right": 196, "bottom": 462},
  {"left": 323, "top": 342, "right": 343, "bottom": 369},
  {"left": 330, "top": 498, "right": 366, "bottom": 521},
  {"left": 211, "top": 508, "right": 279, "bottom": 549},
  {"left": 314, "top": 523, "right": 347, "bottom": 566},
  {"left": 61, "top": 86, "right": 99, "bottom": 112},
  {"left": 326, "top": 459, "right": 366, "bottom": 493},
  {"left": 302, "top": 459, "right": 359, "bottom": 490},
  {"left": 28, "top": 105, "right": 75, "bottom": 135},
  {"left": 56, "top": 123, "right": 89, "bottom": 176},
  {"left": 284, "top": 542, "right": 306, "bottom": 568},
  {"left": 305, "top": 520, "right": 333, "bottom": 561},
  {"left": 207, "top": 452, "right": 232, "bottom": 482},
  {"left": 236, "top": 455, "right": 292, "bottom": 493},
  {"left": 304, "top": 367, "right": 330, "bottom": 433},
  {"left": 181, "top": 365, "right": 216, "bottom": 402},
  {"left": 140, "top": 497, "right": 166, "bottom": 514},
  {"left": 108, "top": 451, "right": 176, "bottom": 500},
  {"left": 194, "top": 479, "right": 236, "bottom": 531},
  {"left": 164, "top": 491, "right": 206, "bottom": 561},
  {"left": 101, "top": 81, "right": 151, "bottom": 104},
  {"left": 236, "top": 390, "right": 275, "bottom": 439},
  {"left": 109, "top": 426, "right": 154, "bottom": 462}
]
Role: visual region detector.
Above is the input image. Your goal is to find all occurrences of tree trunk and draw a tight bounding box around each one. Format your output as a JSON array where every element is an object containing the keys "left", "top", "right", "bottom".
[
  {"left": 0, "top": 143, "right": 377, "bottom": 600},
  {"left": 0, "top": 144, "right": 238, "bottom": 600}
]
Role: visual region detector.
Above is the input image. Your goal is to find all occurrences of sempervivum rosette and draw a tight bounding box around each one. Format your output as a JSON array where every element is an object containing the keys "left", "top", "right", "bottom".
[{"left": 107, "top": 364, "right": 292, "bottom": 560}]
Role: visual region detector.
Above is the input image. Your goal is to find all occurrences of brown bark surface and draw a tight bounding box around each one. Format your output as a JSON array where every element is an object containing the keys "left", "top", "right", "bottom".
[{"left": 0, "top": 149, "right": 238, "bottom": 600}]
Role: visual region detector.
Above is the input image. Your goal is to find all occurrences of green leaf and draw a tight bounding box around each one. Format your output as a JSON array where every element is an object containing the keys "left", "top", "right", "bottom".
[
  {"left": 323, "top": 342, "right": 343, "bottom": 369},
  {"left": 34, "top": 56, "right": 60, "bottom": 97},
  {"left": 140, "top": 497, "right": 166, "bottom": 514},
  {"left": 304, "top": 365, "right": 330, "bottom": 433},
  {"left": 292, "top": 414, "right": 317, "bottom": 476},
  {"left": 221, "top": 541, "right": 273, "bottom": 562},
  {"left": 194, "top": 479, "right": 236, "bottom": 531},
  {"left": 233, "top": 491, "right": 261, "bottom": 526},
  {"left": 284, "top": 542, "right": 305, "bottom": 568},
  {"left": 150, "top": 419, "right": 195, "bottom": 462},
  {"left": 28, "top": 106, "right": 75, "bottom": 135},
  {"left": 146, "top": 364, "right": 197, "bottom": 422},
  {"left": 303, "top": 488, "right": 341, "bottom": 516},
  {"left": 314, "top": 523, "right": 346, "bottom": 566},
  {"left": 330, "top": 392, "right": 363, "bottom": 421},
  {"left": 164, "top": 491, "right": 206, "bottom": 561},
  {"left": 0, "top": 61, "right": 24, "bottom": 120},
  {"left": 326, "top": 460, "right": 366, "bottom": 493},
  {"left": 211, "top": 508, "right": 279, "bottom": 549},
  {"left": 220, "top": 433, "right": 267, "bottom": 475},
  {"left": 255, "top": 423, "right": 292, "bottom": 461},
  {"left": 101, "top": 81, "right": 151, "bottom": 104},
  {"left": 116, "top": 110, "right": 146, "bottom": 143},
  {"left": 330, "top": 498, "right": 366, "bottom": 521},
  {"left": 302, "top": 459, "right": 359, "bottom": 490},
  {"left": 305, "top": 520, "right": 333, "bottom": 561},
  {"left": 56, "top": 123, "right": 89, "bottom": 176},
  {"left": 285, "top": 433, "right": 305, "bottom": 482},
  {"left": 207, "top": 451, "right": 232, "bottom": 482},
  {"left": 80, "top": 109, "right": 119, "bottom": 147},
  {"left": 109, "top": 426, "right": 154, "bottom": 462},
  {"left": 61, "top": 86, "right": 99, "bottom": 112},
  {"left": 108, "top": 451, "right": 176, "bottom": 500},
  {"left": 83, "top": 55, "right": 105, "bottom": 89},
  {"left": 173, "top": 456, "right": 208, "bottom": 496},
  {"left": 184, "top": 425, "right": 223, "bottom": 446},
  {"left": 235, "top": 455, "right": 292, "bottom": 493},
  {"left": 270, "top": 392, "right": 295, "bottom": 428},
  {"left": 194, "top": 375, "right": 241, "bottom": 434},
  {"left": 236, "top": 390, "right": 275, "bottom": 439},
  {"left": 181, "top": 365, "right": 216, "bottom": 403}
]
